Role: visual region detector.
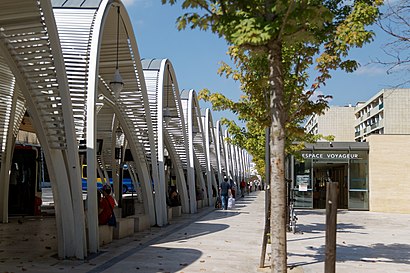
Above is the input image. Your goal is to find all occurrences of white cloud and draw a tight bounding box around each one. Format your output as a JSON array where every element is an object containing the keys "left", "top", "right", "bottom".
[
  {"left": 121, "top": 0, "right": 135, "bottom": 6},
  {"left": 309, "top": 90, "right": 323, "bottom": 102},
  {"left": 307, "top": 90, "right": 333, "bottom": 103},
  {"left": 122, "top": 0, "right": 152, "bottom": 8},
  {"left": 354, "top": 65, "right": 386, "bottom": 76},
  {"left": 384, "top": 0, "right": 401, "bottom": 5}
]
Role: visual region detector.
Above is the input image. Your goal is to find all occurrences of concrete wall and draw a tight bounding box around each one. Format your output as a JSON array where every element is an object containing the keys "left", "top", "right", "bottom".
[
  {"left": 317, "top": 106, "right": 356, "bottom": 141},
  {"left": 384, "top": 89, "right": 410, "bottom": 134},
  {"left": 368, "top": 134, "right": 410, "bottom": 213}
]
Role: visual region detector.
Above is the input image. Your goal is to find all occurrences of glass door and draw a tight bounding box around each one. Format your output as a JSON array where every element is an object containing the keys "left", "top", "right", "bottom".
[
  {"left": 348, "top": 151, "right": 369, "bottom": 210},
  {"left": 293, "top": 157, "right": 313, "bottom": 208}
]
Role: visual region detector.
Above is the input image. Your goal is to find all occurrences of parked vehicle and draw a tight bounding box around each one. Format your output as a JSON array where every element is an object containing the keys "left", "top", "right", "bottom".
[{"left": 81, "top": 165, "right": 135, "bottom": 193}]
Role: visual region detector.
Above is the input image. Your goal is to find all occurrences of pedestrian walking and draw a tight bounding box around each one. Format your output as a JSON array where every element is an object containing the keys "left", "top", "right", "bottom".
[
  {"left": 240, "top": 180, "right": 246, "bottom": 197},
  {"left": 219, "top": 176, "right": 231, "bottom": 210}
]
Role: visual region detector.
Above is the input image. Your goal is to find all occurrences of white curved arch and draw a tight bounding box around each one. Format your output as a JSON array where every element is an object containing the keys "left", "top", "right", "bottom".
[
  {"left": 95, "top": 2, "right": 159, "bottom": 228},
  {"left": 0, "top": 57, "right": 25, "bottom": 223},
  {"left": 233, "top": 148, "right": 239, "bottom": 189},
  {"left": 242, "top": 149, "right": 247, "bottom": 182},
  {"left": 224, "top": 130, "right": 233, "bottom": 179},
  {"left": 238, "top": 147, "right": 244, "bottom": 184},
  {"left": 181, "top": 89, "right": 208, "bottom": 213},
  {"left": 215, "top": 120, "right": 227, "bottom": 187},
  {"left": 232, "top": 145, "right": 239, "bottom": 182},
  {"left": 142, "top": 58, "right": 190, "bottom": 216},
  {"left": 52, "top": 0, "right": 159, "bottom": 250},
  {"left": 0, "top": 0, "right": 85, "bottom": 258},
  {"left": 0, "top": 0, "right": 253, "bottom": 260},
  {"left": 204, "top": 109, "right": 219, "bottom": 206}
]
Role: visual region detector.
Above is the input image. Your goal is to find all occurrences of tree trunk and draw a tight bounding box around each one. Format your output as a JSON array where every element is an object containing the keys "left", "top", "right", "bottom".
[
  {"left": 260, "top": 128, "right": 271, "bottom": 268},
  {"left": 268, "top": 40, "right": 287, "bottom": 273}
]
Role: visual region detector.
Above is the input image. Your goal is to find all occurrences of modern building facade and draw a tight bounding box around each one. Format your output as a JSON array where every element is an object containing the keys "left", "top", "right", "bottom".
[
  {"left": 294, "top": 88, "right": 410, "bottom": 213},
  {"left": 288, "top": 142, "right": 369, "bottom": 211},
  {"left": 355, "top": 88, "right": 410, "bottom": 142},
  {"left": 367, "top": 134, "right": 410, "bottom": 213},
  {"left": 305, "top": 105, "right": 356, "bottom": 141}
]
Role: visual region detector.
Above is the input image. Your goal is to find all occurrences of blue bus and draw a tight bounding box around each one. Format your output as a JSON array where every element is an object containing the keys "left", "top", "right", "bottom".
[{"left": 81, "top": 165, "right": 135, "bottom": 193}]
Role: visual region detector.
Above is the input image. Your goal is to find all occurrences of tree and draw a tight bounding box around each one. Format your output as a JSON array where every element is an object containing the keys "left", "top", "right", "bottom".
[
  {"left": 377, "top": 0, "right": 410, "bottom": 85},
  {"left": 162, "top": 1, "right": 382, "bottom": 272},
  {"left": 199, "top": 43, "right": 334, "bottom": 269},
  {"left": 199, "top": 46, "right": 332, "bottom": 180}
]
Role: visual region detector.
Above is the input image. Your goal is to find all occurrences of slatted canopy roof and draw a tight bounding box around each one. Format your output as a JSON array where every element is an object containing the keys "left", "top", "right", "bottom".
[
  {"left": 1, "top": 0, "right": 86, "bottom": 259},
  {"left": 141, "top": 58, "right": 190, "bottom": 219},
  {"left": 51, "top": 0, "right": 159, "bottom": 247},
  {"left": 202, "top": 108, "right": 220, "bottom": 205},
  {"left": 52, "top": 0, "right": 102, "bottom": 8},
  {"left": 203, "top": 109, "right": 219, "bottom": 175},
  {"left": 180, "top": 90, "right": 207, "bottom": 173},
  {"left": 0, "top": 0, "right": 252, "bottom": 261},
  {"left": 52, "top": 0, "right": 157, "bottom": 190},
  {"left": 142, "top": 59, "right": 188, "bottom": 171},
  {"left": 215, "top": 120, "right": 227, "bottom": 179}
]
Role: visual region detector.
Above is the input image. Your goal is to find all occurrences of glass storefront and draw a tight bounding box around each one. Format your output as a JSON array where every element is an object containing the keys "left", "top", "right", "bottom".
[
  {"left": 349, "top": 150, "right": 369, "bottom": 210},
  {"left": 293, "top": 158, "right": 313, "bottom": 208},
  {"left": 289, "top": 142, "right": 369, "bottom": 210}
]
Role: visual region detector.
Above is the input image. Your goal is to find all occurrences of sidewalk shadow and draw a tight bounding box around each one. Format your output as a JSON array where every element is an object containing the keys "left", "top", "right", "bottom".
[
  {"left": 289, "top": 242, "right": 410, "bottom": 267},
  {"left": 242, "top": 195, "right": 258, "bottom": 199},
  {"left": 297, "top": 222, "right": 366, "bottom": 234},
  {"left": 294, "top": 210, "right": 366, "bottom": 235},
  {"left": 88, "top": 245, "right": 203, "bottom": 273},
  {"left": 296, "top": 209, "right": 349, "bottom": 216},
  {"left": 133, "top": 245, "right": 203, "bottom": 273},
  {"left": 170, "top": 222, "right": 229, "bottom": 241},
  {"left": 237, "top": 201, "right": 255, "bottom": 205}
]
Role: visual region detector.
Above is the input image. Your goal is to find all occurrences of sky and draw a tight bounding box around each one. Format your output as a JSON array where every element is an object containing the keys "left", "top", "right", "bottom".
[{"left": 122, "top": 0, "right": 409, "bottom": 124}]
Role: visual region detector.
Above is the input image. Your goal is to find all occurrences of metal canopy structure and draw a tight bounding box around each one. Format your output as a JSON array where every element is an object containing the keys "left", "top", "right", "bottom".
[
  {"left": 52, "top": 0, "right": 159, "bottom": 253},
  {"left": 215, "top": 120, "right": 228, "bottom": 186},
  {"left": 203, "top": 108, "right": 220, "bottom": 206},
  {"left": 224, "top": 130, "right": 233, "bottom": 179},
  {"left": 142, "top": 58, "right": 190, "bottom": 220},
  {"left": 0, "top": 0, "right": 85, "bottom": 258},
  {"left": 180, "top": 89, "right": 208, "bottom": 213},
  {"left": 0, "top": 0, "right": 252, "bottom": 260}
]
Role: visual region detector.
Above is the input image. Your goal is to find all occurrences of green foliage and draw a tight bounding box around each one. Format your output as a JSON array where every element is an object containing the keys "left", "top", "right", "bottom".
[
  {"left": 199, "top": 41, "right": 335, "bottom": 177},
  {"left": 163, "top": 0, "right": 381, "bottom": 179},
  {"left": 163, "top": 0, "right": 382, "bottom": 270}
]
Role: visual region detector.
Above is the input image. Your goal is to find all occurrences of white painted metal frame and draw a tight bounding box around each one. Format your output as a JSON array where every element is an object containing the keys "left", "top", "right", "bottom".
[
  {"left": 233, "top": 145, "right": 239, "bottom": 182},
  {"left": 0, "top": 0, "right": 252, "bottom": 261},
  {"left": 180, "top": 89, "right": 209, "bottom": 213},
  {"left": 0, "top": 0, "right": 85, "bottom": 258},
  {"left": 238, "top": 147, "right": 244, "bottom": 184},
  {"left": 235, "top": 146, "right": 242, "bottom": 193},
  {"left": 224, "top": 130, "right": 233, "bottom": 180},
  {"left": 52, "top": 0, "right": 158, "bottom": 251},
  {"left": 0, "top": 56, "right": 21, "bottom": 223},
  {"left": 203, "top": 109, "right": 220, "bottom": 206},
  {"left": 215, "top": 121, "right": 227, "bottom": 187},
  {"left": 142, "top": 58, "right": 190, "bottom": 216}
]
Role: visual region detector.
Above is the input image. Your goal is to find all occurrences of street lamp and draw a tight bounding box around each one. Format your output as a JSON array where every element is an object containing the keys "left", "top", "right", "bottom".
[
  {"left": 110, "top": 5, "right": 124, "bottom": 208},
  {"left": 163, "top": 64, "right": 172, "bottom": 125},
  {"left": 110, "top": 6, "right": 124, "bottom": 97}
]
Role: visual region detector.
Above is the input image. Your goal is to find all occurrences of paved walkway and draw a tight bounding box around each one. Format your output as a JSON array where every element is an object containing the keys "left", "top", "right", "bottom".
[
  {"left": 1, "top": 191, "right": 410, "bottom": 272},
  {"left": 0, "top": 191, "right": 268, "bottom": 273},
  {"left": 287, "top": 209, "right": 410, "bottom": 273}
]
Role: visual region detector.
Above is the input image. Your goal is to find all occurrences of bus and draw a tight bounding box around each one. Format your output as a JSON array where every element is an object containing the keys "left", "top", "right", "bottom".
[{"left": 81, "top": 165, "right": 135, "bottom": 193}]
